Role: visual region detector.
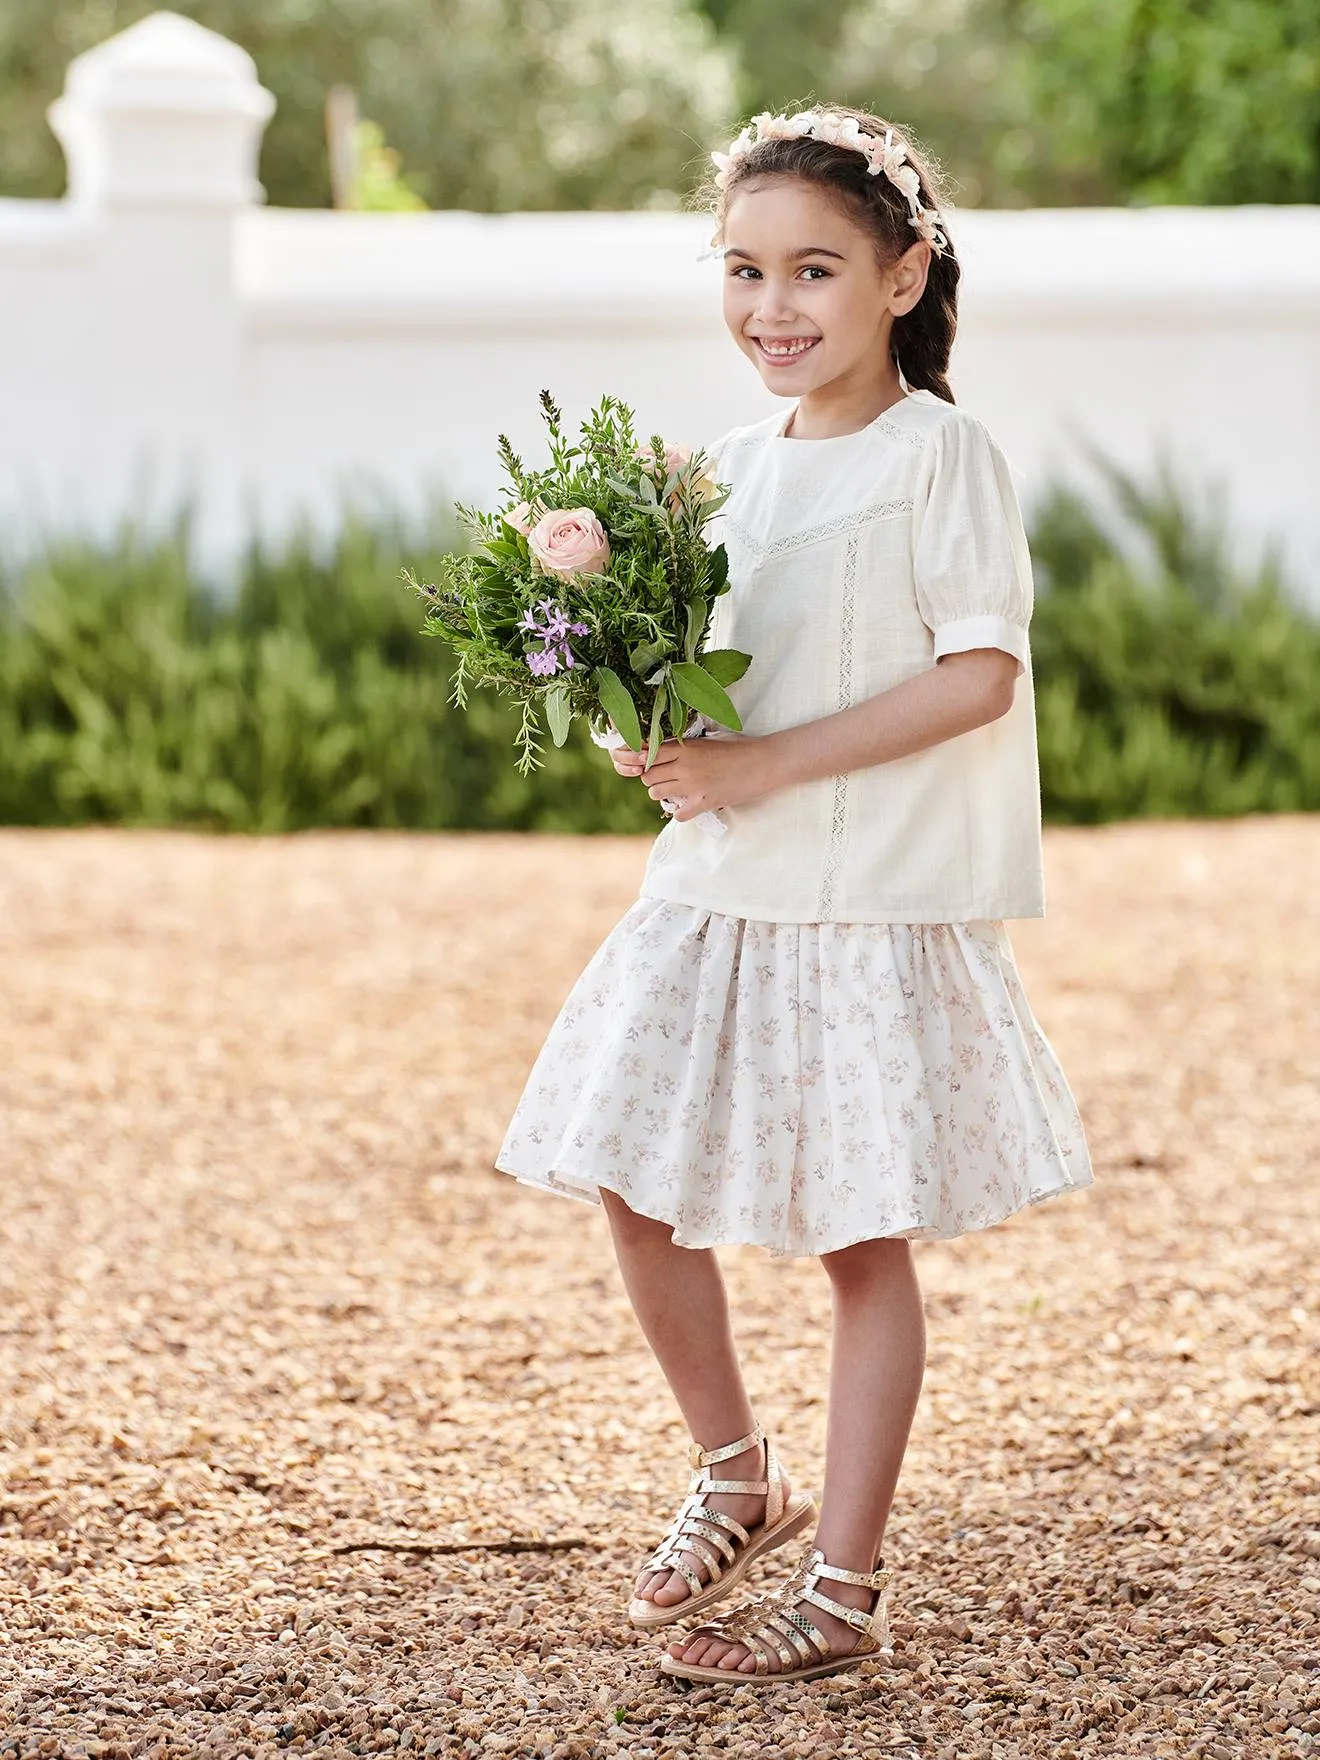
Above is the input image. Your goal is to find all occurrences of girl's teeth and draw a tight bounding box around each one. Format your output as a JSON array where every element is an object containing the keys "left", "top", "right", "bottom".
[{"left": 760, "top": 338, "right": 816, "bottom": 356}]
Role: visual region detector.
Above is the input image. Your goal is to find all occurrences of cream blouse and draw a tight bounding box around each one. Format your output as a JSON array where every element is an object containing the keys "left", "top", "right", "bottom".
[{"left": 638, "top": 389, "right": 1046, "bottom": 924}]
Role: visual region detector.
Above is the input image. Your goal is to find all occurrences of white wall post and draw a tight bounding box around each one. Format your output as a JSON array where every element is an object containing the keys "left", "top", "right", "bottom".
[{"left": 43, "top": 11, "right": 273, "bottom": 564}]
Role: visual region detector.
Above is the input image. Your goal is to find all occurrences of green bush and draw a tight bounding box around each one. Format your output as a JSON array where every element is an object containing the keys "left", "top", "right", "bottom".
[
  {"left": 0, "top": 465, "right": 1316, "bottom": 832},
  {"left": 1030, "top": 457, "right": 1320, "bottom": 820}
]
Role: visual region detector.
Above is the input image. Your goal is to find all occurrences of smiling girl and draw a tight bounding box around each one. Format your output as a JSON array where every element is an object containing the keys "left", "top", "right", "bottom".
[{"left": 496, "top": 106, "right": 1092, "bottom": 1685}]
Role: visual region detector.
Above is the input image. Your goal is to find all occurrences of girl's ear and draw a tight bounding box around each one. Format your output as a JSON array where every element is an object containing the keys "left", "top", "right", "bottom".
[{"left": 888, "top": 240, "right": 932, "bottom": 317}]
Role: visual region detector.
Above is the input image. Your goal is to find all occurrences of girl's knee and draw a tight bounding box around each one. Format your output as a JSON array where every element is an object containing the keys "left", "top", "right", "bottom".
[{"left": 820, "top": 1234, "right": 913, "bottom": 1288}]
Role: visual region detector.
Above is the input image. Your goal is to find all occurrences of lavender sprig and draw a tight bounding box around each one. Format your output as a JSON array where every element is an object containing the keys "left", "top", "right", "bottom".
[{"left": 519, "top": 597, "right": 590, "bottom": 676}]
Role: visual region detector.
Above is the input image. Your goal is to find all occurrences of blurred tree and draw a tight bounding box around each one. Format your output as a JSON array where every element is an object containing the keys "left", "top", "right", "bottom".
[
  {"left": 4, "top": 1, "right": 1313, "bottom": 210},
  {"left": 0, "top": 0, "right": 734, "bottom": 210},
  {"left": 695, "top": 0, "right": 1318, "bottom": 207},
  {"left": 707, "top": 0, "right": 848, "bottom": 117},
  {"left": 827, "top": 0, "right": 1320, "bottom": 206},
  {"left": 826, "top": 0, "right": 1038, "bottom": 207},
  {"left": 1030, "top": 0, "right": 1320, "bottom": 204}
]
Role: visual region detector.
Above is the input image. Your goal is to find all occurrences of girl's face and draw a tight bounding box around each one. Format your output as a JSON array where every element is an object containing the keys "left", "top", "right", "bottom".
[{"left": 721, "top": 177, "right": 926, "bottom": 399}]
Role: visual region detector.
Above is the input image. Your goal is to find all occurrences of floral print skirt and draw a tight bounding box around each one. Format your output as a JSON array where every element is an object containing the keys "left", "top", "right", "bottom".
[{"left": 495, "top": 898, "right": 1092, "bottom": 1257}]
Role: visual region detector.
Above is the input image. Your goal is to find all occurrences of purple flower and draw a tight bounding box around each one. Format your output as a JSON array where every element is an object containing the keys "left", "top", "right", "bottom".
[
  {"left": 519, "top": 598, "right": 591, "bottom": 679},
  {"left": 519, "top": 599, "right": 589, "bottom": 644}
]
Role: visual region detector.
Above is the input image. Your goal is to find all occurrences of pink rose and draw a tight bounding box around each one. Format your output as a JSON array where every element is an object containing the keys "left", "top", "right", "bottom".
[
  {"left": 640, "top": 441, "right": 719, "bottom": 509},
  {"left": 638, "top": 442, "right": 693, "bottom": 477},
  {"left": 505, "top": 500, "right": 540, "bottom": 535},
  {"left": 527, "top": 508, "right": 611, "bottom": 577}
]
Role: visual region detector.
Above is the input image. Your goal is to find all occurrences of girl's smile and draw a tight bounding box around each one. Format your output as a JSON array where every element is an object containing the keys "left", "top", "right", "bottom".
[{"left": 750, "top": 334, "right": 821, "bottom": 368}]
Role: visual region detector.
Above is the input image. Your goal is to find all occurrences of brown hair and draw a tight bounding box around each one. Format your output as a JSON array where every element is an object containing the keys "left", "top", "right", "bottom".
[{"left": 703, "top": 107, "right": 960, "bottom": 405}]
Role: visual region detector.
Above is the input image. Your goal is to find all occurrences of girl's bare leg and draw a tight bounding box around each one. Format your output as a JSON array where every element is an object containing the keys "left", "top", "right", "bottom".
[
  {"left": 598, "top": 1187, "right": 788, "bottom": 1609},
  {"left": 670, "top": 1234, "right": 926, "bottom": 1672}
]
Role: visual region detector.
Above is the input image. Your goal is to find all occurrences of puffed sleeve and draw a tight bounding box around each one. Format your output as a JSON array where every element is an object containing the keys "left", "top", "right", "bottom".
[{"left": 910, "top": 414, "right": 1033, "bottom": 676}]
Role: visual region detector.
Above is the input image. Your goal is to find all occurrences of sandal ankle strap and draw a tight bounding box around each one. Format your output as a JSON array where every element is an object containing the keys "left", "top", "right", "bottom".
[
  {"left": 794, "top": 1548, "right": 894, "bottom": 1639},
  {"left": 688, "top": 1421, "right": 765, "bottom": 1470},
  {"left": 687, "top": 1425, "right": 784, "bottom": 1527},
  {"left": 804, "top": 1547, "right": 892, "bottom": 1592}
]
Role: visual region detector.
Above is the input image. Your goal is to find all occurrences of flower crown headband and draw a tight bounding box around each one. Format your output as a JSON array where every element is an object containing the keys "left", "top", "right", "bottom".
[{"left": 711, "top": 110, "right": 949, "bottom": 257}]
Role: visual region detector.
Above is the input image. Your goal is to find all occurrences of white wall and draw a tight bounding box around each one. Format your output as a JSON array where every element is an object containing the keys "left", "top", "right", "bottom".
[{"left": 3, "top": 11, "right": 1319, "bottom": 599}]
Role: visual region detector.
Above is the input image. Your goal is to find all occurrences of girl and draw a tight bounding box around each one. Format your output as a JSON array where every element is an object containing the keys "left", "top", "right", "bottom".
[{"left": 496, "top": 105, "right": 1092, "bottom": 1686}]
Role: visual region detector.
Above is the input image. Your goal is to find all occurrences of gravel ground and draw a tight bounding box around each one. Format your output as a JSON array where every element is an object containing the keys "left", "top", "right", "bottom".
[{"left": 0, "top": 821, "right": 1317, "bottom": 1760}]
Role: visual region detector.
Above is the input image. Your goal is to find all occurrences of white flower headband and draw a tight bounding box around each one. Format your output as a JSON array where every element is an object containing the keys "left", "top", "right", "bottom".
[{"left": 711, "top": 110, "right": 949, "bottom": 256}]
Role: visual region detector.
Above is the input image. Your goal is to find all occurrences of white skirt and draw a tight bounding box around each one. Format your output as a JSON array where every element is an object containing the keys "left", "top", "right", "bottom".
[{"left": 495, "top": 898, "right": 1092, "bottom": 1257}]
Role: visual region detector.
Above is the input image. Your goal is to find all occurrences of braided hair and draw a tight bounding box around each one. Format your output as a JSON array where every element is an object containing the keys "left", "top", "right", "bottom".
[{"left": 703, "top": 107, "right": 960, "bottom": 405}]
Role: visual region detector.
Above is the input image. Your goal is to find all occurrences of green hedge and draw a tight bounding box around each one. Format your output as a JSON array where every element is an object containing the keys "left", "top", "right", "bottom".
[
  {"left": 1028, "top": 460, "right": 1320, "bottom": 821},
  {"left": 0, "top": 466, "right": 1316, "bottom": 831}
]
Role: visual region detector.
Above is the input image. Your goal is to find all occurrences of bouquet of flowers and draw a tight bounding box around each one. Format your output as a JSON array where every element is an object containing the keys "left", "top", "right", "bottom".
[{"left": 406, "top": 392, "right": 749, "bottom": 830}]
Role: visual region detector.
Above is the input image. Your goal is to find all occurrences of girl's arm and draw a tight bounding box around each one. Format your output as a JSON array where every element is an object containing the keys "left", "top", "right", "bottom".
[
  {"left": 613, "top": 647, "right": 1018, "bottom": 819},
  {"left": 758, "top": 646, "right": 1017, "bottom": 789}
]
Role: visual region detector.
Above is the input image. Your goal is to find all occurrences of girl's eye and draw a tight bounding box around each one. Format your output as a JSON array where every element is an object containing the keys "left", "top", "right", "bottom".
[
  {"left": 800, "top": 265, "right": 830, "bottom": 281},
  {"left": 730, "top": 265, "right": 761, "bottom": 280}
]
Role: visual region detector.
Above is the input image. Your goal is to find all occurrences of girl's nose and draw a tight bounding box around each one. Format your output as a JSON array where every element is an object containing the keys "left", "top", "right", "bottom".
[{"left": 752, "top": 279, "right": 799, "bottom": 325}]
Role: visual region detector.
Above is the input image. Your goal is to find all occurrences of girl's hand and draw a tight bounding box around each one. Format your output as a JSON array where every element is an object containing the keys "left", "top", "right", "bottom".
[
  {"left": 634, "top": 732, "right": 778, "bottom": 822},
  {"left": 608, "top": 739, "right": 648, "bottom": 778}
]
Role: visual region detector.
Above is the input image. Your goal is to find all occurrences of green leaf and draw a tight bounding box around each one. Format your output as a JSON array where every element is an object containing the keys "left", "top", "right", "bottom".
[
  {"left": 669, "top": 661, "right": 742, "bottom": 732},
  {"left": 707, "top": 544, "right": 729, "bottom": 595},
  {"left": 629, "top": 638, "right": 667, "bottom": 676},
  {"left": 594, "top": 666, "right": 643, "bottom": 751},
  {"left": 684, "top": 596, "right": 707, "bottom": 663},
  {"left": 545, "top": 681, "right": 572, "bottom": 748},
  {"left": 606, "top": 474, "right": 644, "bottom": 501},
  {"left": 483, "top": 536, "right": 523, "bottom": 563},
  {"left": 700, "top": 648, "right": 751, "bottom": 686},
  {"left": 646, "top": 686, "right": 665, "bottom": 766},
  {"left": 667, "top": 675, "right": 687, "bottom": 739}
]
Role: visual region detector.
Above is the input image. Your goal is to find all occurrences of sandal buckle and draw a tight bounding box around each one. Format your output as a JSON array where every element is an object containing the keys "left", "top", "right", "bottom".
[
  {"left": 688, "top": 1442, "right": 705, "bottom": 1469},
  {"left": 845, "top": 1608, "right": 869, "bottom": 1632}
]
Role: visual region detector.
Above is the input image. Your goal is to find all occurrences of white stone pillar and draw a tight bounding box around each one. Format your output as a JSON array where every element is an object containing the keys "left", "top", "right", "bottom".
[
  {"left": 45, "top": 12, "right": 275, "bottom": 568},
  {"left": 49, "top": 10, "right": 274, "bottom": 211}
]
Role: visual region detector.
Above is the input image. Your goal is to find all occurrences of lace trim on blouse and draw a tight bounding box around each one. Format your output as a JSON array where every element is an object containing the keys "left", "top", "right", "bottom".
[
  {"left": 872, "top": 412, "right": 928, "bottom": 450},
  {"left": 722, "top": 496, "right": 913, "bottom": 562},
  {"left": 817, "top": 531, "right": 861, "bottom": 919}
]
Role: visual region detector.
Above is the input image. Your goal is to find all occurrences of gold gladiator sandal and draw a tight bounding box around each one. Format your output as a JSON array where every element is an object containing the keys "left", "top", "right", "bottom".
[
  {"left": 627, "top": 1421, "right": 817, "bottom": 1630},
  {"left": 658, "top": 1545, "right": 895, "bottom": 1684}
]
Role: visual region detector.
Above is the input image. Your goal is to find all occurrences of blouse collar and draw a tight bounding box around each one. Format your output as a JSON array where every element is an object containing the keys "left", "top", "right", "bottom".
[{"left": 774, "top": 390, "right": 920, "bottom": 442}]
